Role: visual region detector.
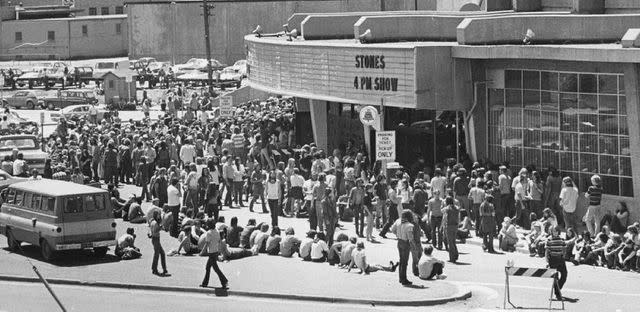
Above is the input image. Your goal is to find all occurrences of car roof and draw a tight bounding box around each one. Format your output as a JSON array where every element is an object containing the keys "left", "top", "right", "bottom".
[
  {"left": 10, "top": 179, "right": 107, "bottom": 197},
  {"left": 0, "top": 134, "right": 37, "bottom": 140}
]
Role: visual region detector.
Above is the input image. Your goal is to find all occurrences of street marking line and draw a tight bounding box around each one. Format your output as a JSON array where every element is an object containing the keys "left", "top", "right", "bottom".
[{"left": 452, "top": 281, "right": 640, "bottom": 297}]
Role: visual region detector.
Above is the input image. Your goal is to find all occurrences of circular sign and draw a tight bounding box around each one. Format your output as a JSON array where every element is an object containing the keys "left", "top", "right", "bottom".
[{"left": 359, "top": 105, "right": 378, "bottom": 126}]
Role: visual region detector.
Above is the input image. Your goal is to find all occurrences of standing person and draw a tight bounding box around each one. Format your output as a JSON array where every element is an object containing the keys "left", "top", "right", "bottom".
[
  {"left": 452, "top": 168, "right": 470, "bottom": 219},
  {"left": 363, "top": 183, "right": 376, "bottom": 242},
  {"left": 265, "top": 172, "right": 281, "bottom": 227},
  {"left": 232, "top": 157, "right": 245, "bottom": 207},
  {"left": 312, "top": 173, "right": 328, "bottom": 232},
  {"left": 348, "top": 178, "right": 366, "bottom": 238},
  {"left": 222, "top": 157, "right": 235, "bottom": 208},
  {"left": 200, "top": 219, "right": 228, "bottom": 289},
  {"left": 513, "top": 171, "right": 531, "bottom": 229},
  {"left": 559, "top": 177, "right": 579, "bottom": 231},
  {"left": 249, "top": 164, "right": 267, "bottom": 213},
  {"left": 373, "top": 175, "right": 388, "bottom": 228},
  {"left": 529, "top": 171, "right": 544, "bottom": 219},
  {"left": 442, "top": 196, "right": 460, "bottom": 262},
  {"left": 498, "top": 166, "right": 512, "bottom": 225},
  {"left": 149, "top": 210, "right": 168, "bottom": 276},
  {"left": 545, "top": 226, "right": 568, "bottom": 301},
  {"left": 391, "top": 210, "right": 418, "bottom": 285},
  {"left": 430, "top": 168, "right": 447, "bottom": 199},
  {"left": 167, "top": 178, "right": 182, "bottom": 238},
  {"left": 103, "top": 143, "right": 118, "bottom": 186},
  {"left": 323, "top": 188, "right": 338, "bottom": 246},
  {"left": 545, "top": 167, "right": 563, "bottom": 227},
  {"left": 426, "top": 190, "right": 444, "bottom": 249},
  {"left": 584, "top": 175, "right": 603, "bottom": 237},
  {"left": 479, "top": 195, "right": 496, "bottom": 253},
  {"left": 379, "top": 179, "right": 400, "bottom": 238}
]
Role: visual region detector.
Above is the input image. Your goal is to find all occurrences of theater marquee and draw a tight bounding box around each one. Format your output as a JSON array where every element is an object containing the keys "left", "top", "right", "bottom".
[{"left": 246, "top": 37, "right": 416, "bottom": 108}]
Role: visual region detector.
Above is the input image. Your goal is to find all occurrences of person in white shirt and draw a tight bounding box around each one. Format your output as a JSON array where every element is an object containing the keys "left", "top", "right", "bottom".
[
  {"left": 418, "top": 245, "right": 446, "bottom": 280},
  {"left": 559, "top": 177, "right": 579, "bottom": 230},
  {"left": 310, "top": 232, "right": 329, "bottom": 262},
  {"left": 0, "top": 115, "right": 9, "bottom": 130},
  {"left": 302, "top": 175, "right": 316, "bottom": 218},
  {"left": 347, "top": 241, "right": 397, "bottom": 274},
  {"left": 200, "top": 219, "right": 228, "bottom": 288},
  {"left": 180, "top": 139, "right": 196, "bottom": 167},
  {"left": 167, "top": 178, "right": 182, "bottom": 238},
  {"left": 430, "top": 168, "right": 447, "bottom": 199},
  {"left": 12, "top": 153, "right": 26, "bottom": 177},
  {"left": 265, "top": 172, "right": 281, "bottom": 226},
  {"left": 289, "top": 168, "right": 305, "bottom": 216}
]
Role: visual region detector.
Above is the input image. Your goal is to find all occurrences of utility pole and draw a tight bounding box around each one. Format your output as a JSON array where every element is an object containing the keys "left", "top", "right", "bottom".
[{"left": 202, "top": 0, "right": 215, "bottom": 97}]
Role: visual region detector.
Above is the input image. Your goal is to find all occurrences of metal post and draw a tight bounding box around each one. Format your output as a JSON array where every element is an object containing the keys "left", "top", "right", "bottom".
[
  {"left": 456, "top": 111, "right": 460, "bottom": 163},
  {"left": 432, "top": 110, "right": 437, "bottom": 168},
  {"left": 379, "top": 97, "right": 386, "bottom": 176},
  {"left": 202, "top": 0, "right": 214, "bottom": 96},
  {"left": 31, "top": 263, "right": 66, "bottom": 312}
]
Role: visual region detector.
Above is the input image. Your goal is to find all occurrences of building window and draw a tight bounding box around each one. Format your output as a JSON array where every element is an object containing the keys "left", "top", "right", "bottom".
[
  {"left": 101, "top": 7, "right": 109, "bottom": 15},
  {"left": 88, "top": 7, "right": 97, "bottom": 15},
  {"left": 15, "top": 32, "right": 22, "bottom": 42},
  {"left": 487, "top": 69, "right": 632, "bottom": 196},
  {"left": 115, "top": 23, "right": 122, "bottom": 35},
  {"left": 115, "top": 6, "right": 124, "bottom": 14},
  {"left": 82, "top": 25, "right": 88, "bottom": 36},
  {"left": 108, "top": 80, "right": 114, "bottom": 89},
  {"left": 47, "top": 31, "right": 55, "bottom": 41}
]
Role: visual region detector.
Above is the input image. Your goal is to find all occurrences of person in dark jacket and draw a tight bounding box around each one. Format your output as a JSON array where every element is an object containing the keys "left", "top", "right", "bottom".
[{"left": 103, "top": 142, "right": 119, "bottom": 186}]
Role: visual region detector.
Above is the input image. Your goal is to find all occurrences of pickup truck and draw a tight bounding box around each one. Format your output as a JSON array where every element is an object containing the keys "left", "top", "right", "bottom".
[{"left": 38, "top": 90, "right": 98, "bottom": 110}]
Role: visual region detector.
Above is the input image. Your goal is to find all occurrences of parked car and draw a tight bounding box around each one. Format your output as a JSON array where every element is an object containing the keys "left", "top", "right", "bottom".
[
  {"left": 50, "top": 104, "right": 110, "bottom": 122},
  {"left": 173, "top": 58, "right": 226, "bottom": 75},
  {"left": 0, "top": 135, "right": 47, "bottom": 173},
  {"left": 219, "top": 68, "right": 243, "bottom": 82},
  {"left": 94, "top": 60, "right": 129, "bottom": 75},
  {"left": 1, "top": 91, "right": 39, "bottom": 109},
  {"left": 226, "top": 59, "right": 247, "bottom": 77},
  {"left": 130, "top": 57, "right": 158, "bottom": 71},
  {"left": 38, "top": 90, "right": 98, "bottom": 110}
]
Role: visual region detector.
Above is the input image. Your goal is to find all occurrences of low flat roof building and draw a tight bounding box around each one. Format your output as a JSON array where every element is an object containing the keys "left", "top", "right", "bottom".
[{"left": 245, "top": 1, "right": 640, "bottom": 219}]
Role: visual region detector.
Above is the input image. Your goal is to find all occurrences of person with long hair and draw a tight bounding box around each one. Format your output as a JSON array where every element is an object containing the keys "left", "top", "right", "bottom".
[
  {"left": 442, "top": 196, "right": 460, "bottom": 262},
  {"left": 149, "top": 210, "right": 168, "bottom": 276},
  {"left": 391, "top": 209, "right": 418, "bottom": 285},
  {"left": 232, "top": 157, "right": 245, "bottom": 207},
  {"left": 200, "top": 219, "right": 228, "bottom": 288},
  {"left": 479, "top": 195, "right": 496, "bottom": 253}
]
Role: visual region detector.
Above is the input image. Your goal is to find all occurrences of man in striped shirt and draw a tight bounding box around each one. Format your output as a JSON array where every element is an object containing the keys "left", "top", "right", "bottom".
[{"left": 545, "top": 226, "right": 567, "bottom": 300}]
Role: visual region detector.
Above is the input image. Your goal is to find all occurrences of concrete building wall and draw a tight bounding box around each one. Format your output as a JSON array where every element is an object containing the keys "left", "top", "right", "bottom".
[
  {"left": 0, "top": 19, "right": 70, "bottom": 59},
  {"left": 68, "top": 16, "right": 128, "bottom": 58},
  {"left": 0, "top": 16, "right": 127, "bottom": 60},
  {"left": 128, "top": 0, "right": 419, "bottom": 64}
]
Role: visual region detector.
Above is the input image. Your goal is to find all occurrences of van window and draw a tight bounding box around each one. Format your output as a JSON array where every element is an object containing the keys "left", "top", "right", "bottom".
[
  {"left": 43, "top": 197, "right": 55, "bottom": 212},
  {"left": 14, "top": 191, "right": 23, "bottom": 206},
  {"left": 23, "top": 192, "right": 32, "bottom": 208},
  {"left": 65, "top": 196, "right": 83, "bottom": 213},
  {"left": 85, "top": 195, "right": 96, "bottom": 211},
  {"left": 6, "top": 189, "right": 15, "bottom": 204},
  {"left": 32, "top": 194, "right": 42, "bottom": 210},
  {"left": 96, "top": 194, "right": 106, "bottom": 210}
]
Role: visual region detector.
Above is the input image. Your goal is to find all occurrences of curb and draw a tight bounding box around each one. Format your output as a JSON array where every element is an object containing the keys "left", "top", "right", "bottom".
[{"left": 0, "top": 274, "right": 471, "bottom": 306}]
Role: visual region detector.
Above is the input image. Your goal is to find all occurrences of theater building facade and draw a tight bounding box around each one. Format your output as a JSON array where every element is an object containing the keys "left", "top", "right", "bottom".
[{"left": 245, "top": 7, "right": 640, "bottom": 218}]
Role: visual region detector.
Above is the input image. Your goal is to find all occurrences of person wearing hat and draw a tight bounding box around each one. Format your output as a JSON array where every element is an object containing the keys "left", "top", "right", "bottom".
[
  {"left": 479, "top": 194, "right": 496, "bottom": 253},
  {"left": 584, "top": 174, "right": 603, "bottom": 237}
]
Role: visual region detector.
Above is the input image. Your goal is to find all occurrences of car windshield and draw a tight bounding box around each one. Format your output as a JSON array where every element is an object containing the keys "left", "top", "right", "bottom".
[
  {"left": 0, "top": 138, "right": 37, "bottom": 150},
  {"left": 96, "top": 63, "right": 115, "bottom": 69}
]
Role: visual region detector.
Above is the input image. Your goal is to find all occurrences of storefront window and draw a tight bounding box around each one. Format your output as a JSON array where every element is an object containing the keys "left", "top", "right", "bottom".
[{"left": 487, "top": 69, "right": 632, "bottom": 196}]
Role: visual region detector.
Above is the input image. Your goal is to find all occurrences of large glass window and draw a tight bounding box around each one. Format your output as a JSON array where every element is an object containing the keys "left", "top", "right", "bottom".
[{"left": 487, "top": 70, "right": 632, "bottom": 196}]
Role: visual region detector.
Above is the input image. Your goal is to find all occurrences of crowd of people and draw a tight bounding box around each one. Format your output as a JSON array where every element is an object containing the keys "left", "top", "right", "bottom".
[{"left": 15, "top": 86, "right": 637, "bottom": 289}]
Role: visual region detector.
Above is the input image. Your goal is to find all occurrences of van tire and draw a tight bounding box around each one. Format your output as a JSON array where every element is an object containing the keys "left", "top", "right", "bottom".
[
  {"left": 93, "top": 247, "right": 108, "bottom": 258},
  {"left": 6, "top": 229, "right": 20, "bottom": 251},
  {"left": 40, "top": 239, "right": 55, "bottom": 261}
]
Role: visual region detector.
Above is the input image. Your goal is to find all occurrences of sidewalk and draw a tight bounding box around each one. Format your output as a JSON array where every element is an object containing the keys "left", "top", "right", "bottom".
[{"left": 0, "top": 245, "right": 470, "bottom": 306}]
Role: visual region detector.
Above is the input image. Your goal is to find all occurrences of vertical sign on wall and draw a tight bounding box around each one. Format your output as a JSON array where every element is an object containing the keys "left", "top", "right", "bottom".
[
  {"left": 219, "top": 96, "right": 234, "bottom": 118},
  {"left": 376, "top": 131, "right": 396, "bottom": 161}
]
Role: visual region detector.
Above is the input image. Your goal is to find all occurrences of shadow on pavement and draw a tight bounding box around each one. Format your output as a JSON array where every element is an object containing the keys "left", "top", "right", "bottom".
[
  {"left": 5, "top": 245, "right": 121, "bottom": 267},
  {"left": 449, "top": 261, "right": 471, "bottom": 266}
]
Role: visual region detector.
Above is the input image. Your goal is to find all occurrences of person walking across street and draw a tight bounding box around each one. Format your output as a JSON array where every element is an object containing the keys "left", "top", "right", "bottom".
[
  {"left": 545, "top": 226, "right": 568, "bottom": 301},
  {"left": 149, "top": 210, "right": 168, "bottom": 276},
  {"left": 200, "top": 219, "right": 228, "bottom": 289}
]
